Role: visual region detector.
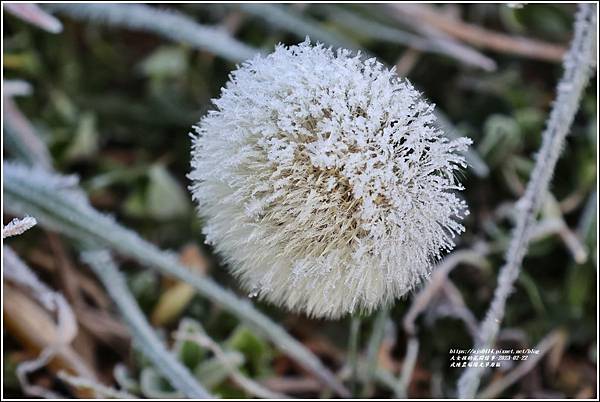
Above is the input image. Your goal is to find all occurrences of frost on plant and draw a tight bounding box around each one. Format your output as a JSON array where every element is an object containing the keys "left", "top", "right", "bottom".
[
  {"left": 189, "top": 40, "right": 471, "bottom": 319},
  {"left": 2, "top": 216, "right": 37, "bottom": 239}
]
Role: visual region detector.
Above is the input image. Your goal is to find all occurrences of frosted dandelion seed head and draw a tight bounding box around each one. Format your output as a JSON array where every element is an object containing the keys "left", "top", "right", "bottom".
[{"left": 189, "top": 40, "right": 471, "bottom": 319}]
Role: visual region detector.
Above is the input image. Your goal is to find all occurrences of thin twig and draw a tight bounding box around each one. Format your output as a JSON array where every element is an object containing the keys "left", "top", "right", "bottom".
[
  {"left": 403, "top": 249, "right": 489, "bottom": 336},
  {"left": 457, "top": 5, "right": 597, "bottom": 397},
  {"left": 81, "top": 250, "right": 212, "bottom": 399},
  {"left": 3, "top": 242, "right": 88, "bottom": 397},
  {"left": 540, "top": 195, "right": 588, "bottom": 264},
  {"left": 57, "top": 371, "right": 136, "bottom": 399},
  {"left": 260, "top": 377, "right": 321, "bottom": 394},
  {"left": 559, "top": 185, "right": 591, "bottom": 214},
  {"left": 384, "top": 4, "right": 496, "bottom": 71},
  {"left": 439, "top": 281, "right": 479, "bottom": 337},
  {"left": 396, "top": 337, "right": 419, "bottom": 398},
  {"left": 530, "top": 218, "right": 588, "bottom": 264},
  {"left": 477, "top": 329, "right": 567, "bottom": 399},
  {"left": 338, "top": 356, "right": 403, "bottom": 397},
  {"left": 493, "top": 196, "right": 589, "bottom": 264},
  {"left": 398, "top": 249, "right": 487, "bottom": 399},
  {"left": 391, "top": 4, "right": 567, "bottom": 62},
  {"left": 321, "top": 3, "right": 493, "bottom": 72},
  {"left": 395, "top": 48, "right": 421, "bottom": 76}
]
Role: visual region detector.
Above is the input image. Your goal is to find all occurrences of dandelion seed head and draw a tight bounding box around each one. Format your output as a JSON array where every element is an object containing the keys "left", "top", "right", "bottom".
[{"left": 190, "top": 40, "right": 471, "bottom": 319}]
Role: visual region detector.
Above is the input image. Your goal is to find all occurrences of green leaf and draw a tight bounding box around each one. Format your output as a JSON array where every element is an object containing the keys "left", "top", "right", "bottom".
[
  {"left": 174, "top": 319, "right": 207, "bottom": 370},
  {"left": 517, "top": 272, "right": 546, "bottom": 315},
  {"left": 139, "top": 46, "right": 188, "bottom": 78},
  {"left": 567, "top": 264, "right": 592, "bottom": 318},
  {"left": 123, "top": 188, "right": 148, "bottom": 218},
  {"left": 194, "top": 351, "right": 244, "bottom": 389},
  {"left": 226, "top": 325, "right": 273, "bottom": 377},
  {"left": 128, "top": 270, "right": 160, "bottom": 313},
  {"left": 50, "top": 89, "right": 78, "bottom": 123},
  {"left": 146, "top": 164, "right": 190, "bottom": 219},
  {"left": 478, "top": 114, "right": 521, "bottom": 166},
  {"left": 65, "top": 111, "right": 99, "bottom": 161}
]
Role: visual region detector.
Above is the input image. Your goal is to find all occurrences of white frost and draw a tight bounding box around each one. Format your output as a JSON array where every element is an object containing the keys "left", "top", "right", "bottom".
[{"left": 189, "top": 40, "right": 471, "bottom": 319}]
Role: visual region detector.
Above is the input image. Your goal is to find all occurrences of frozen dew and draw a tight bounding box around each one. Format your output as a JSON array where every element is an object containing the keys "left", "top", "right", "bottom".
[{"left": 189, "top": 40, "right": 471, "bottom": 319}]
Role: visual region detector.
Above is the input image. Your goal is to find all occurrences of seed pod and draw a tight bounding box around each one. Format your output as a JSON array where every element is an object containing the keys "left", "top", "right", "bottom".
[{"left": 190, "top": 40, "right": 471, "bottom": 319}]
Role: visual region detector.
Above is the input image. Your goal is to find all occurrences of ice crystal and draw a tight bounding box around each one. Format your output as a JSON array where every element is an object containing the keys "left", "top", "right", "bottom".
[
  {"left": 189, "top": 40, "right": 471, "bottom": 319},
  {"left": 2, "top": 216, "right": 37, "bottom": 239}
]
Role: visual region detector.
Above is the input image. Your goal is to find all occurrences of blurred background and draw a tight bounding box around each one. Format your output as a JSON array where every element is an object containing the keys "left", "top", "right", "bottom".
[{"left": 2, "top": 3, "right": 597, "bottom": 399}]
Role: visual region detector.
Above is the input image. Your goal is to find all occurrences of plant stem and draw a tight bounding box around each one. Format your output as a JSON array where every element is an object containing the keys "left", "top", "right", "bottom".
[
  {"left": 457, "top": 4, "right": 597, "bottom": 397},
  {"left": 348, "top": 316, "right": 361, "bottom": 397},
  {"left": 361, "top": 307, "right": 389, "bottom": 397},
  {"left": 397, "top": 337, "right": 419, "bottom": 398}
]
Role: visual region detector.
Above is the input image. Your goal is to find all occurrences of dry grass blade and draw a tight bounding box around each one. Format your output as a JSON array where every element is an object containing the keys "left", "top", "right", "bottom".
[
  {"left": 4, "top": 3, "right": 63, "bottom": 33},
  {"left": 403, "top": 249, "right": 489, "bottom": 336},
  {"left": 237, "top": 3, "right": 354, "bottom": 48},
  {"left": 396, "top": 337, "right": 419, "bottom": 398},
  {"left": 57, "top": 371, "right": 136, "bottom": 399},
  {"left": 81, "top": 250, "right": 212, "bottom": 399},
  {"left": 3, "top": 97, "right": 53, "bottom": 170},
  {"left": 384, "top": 4, "right": 496, "bottom": 71},
  {"left": 44, "top": 3, "right": 259, "bottom": 62},
  {"left": 477, "top": 329, "right": 568, "bottom": 398},
  {"left": 391, "top": 4, "right": 567, "bottom": 62}
]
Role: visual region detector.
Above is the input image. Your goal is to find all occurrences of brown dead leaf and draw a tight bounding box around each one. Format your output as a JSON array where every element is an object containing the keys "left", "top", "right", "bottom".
[
  {"left": 151, "top": 243, "right": 209, "bottom": 326},
  {"left": 3, "top": 284, "right": 96, "bottom": 398}
]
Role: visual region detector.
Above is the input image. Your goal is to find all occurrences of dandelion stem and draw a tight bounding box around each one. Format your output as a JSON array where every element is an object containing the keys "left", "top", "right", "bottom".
[
  {"left": 457, "top": 4, "right": 597, "bottom": 397},
  {"left": 348, "top": 316, "right": 362, "bottom": 397},
  {"left": 361, "top": 308, "right": 389, "bottom": 397}
]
